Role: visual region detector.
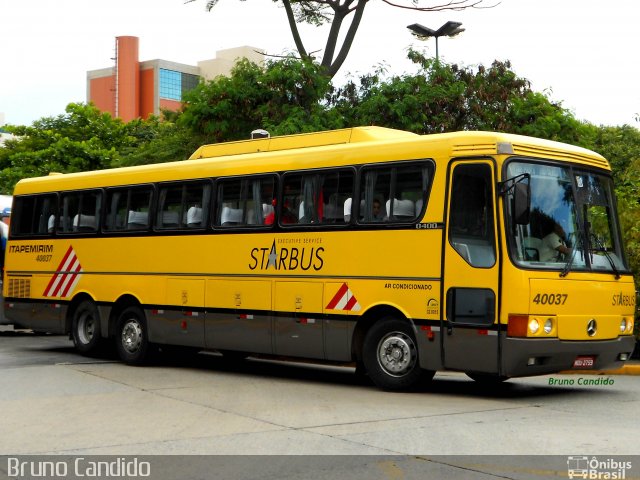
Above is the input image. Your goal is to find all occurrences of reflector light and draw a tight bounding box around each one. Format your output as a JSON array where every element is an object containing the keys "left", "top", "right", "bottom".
[{"left": 507, "top": 315, "right": 528, "bottom": 337}]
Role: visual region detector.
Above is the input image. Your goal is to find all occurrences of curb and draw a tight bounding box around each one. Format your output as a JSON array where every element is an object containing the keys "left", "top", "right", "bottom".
[{"left": 561, "top": 363, "right": 640, "bottom": 376}]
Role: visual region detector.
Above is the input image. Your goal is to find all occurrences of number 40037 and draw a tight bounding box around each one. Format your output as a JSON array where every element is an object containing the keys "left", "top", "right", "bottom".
[{"left": 532, "top": 293, "right": 568, "bottom": 305}]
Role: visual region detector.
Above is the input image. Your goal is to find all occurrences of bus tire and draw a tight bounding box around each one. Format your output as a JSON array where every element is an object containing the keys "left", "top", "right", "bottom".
[
  {"left": 363, "top": 318, "right": 426, "bottom": 391},
  {"left": 115, "top": 306, "right": 151, "bottom": 365},
  {"left": 71, "top": 300, "right": 102, "bottom": 355}
]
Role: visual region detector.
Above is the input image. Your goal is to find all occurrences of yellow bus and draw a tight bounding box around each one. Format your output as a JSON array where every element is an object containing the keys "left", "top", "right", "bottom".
[{"left": 2, "top": 126, "right": 636, "bottom": 390}]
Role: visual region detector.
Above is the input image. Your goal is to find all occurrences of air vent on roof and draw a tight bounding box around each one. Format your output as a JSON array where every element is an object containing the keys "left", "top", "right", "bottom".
[{"left": 251, "top": 129, "right": 270, "bottom": 139}]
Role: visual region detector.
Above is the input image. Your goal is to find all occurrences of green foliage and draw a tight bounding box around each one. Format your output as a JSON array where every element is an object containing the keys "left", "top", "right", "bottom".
[
  {"left": 592, "top": 125, "right": 640, "bottom": 183},
  {"left": 282, "top": 0, "right": 333, "bottom": 26},
  {"left": 114, "top": 117, "right": 196, "bottom": 167},
  {"left": 178, "top": 58, "right": 343, "bottom": 143},
  {"left": 0, "top": 103, "right": 163, "bottom": 193},
  {"left": 330, "top": 51, "right": 597, "bottom": 149}
]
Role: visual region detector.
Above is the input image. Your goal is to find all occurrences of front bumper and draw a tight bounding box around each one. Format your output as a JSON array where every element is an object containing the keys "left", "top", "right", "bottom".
[{"left": 501, "top": 335, "right": 635, "bottom": 378}]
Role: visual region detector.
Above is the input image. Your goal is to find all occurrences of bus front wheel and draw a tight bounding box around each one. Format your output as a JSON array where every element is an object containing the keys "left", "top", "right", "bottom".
[
  {"left": 115, "top": 306, "right": 151, "bottom": 365},
  {"left": 71, "top": 300, "right": 102, "bottom": 355},
  {"left": 363, "top": 318, "right": 430, "bottom": 390}
]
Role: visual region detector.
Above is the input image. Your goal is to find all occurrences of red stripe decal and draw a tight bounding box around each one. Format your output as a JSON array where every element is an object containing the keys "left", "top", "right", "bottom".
[
  {"left": 52, "top": 256, "right": 79, "bottom": 297},
  {"left": 43, "top": 246, "right": 74, "bottom": 296},
  {"left": 59, "top": 262, "right": 82, "bottom": 298},
  {"left": 344, "top": 295, "right": 358, "bottom": 311},
  {"left": 326, "top": 283, "right": 349, "bottom": 309}
]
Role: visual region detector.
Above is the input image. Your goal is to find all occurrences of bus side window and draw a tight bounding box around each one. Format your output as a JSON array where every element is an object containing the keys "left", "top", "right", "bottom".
[
  {"left": 282, "top": 169, "right": 354, "bottom": 226},
  {"left": 281, "top": 174, "right": 302, "bottom": 225},
  {"left": 185, "top": 182, "right": 210, "bottom": 228},
  {"left": 156, "top": 184, "right": 183, "bottom": 229},
  {"left": 105, "top": 186, "right": 153, "bottom": 232},
  {"left": 11, "top": 194, "right": 58, "bottom": 237},
  {"left": 448, "top": 164, "right": 495, "bottom": 268},
  {"left": 359, "top": 162, "right": 431, "bottom": 223},
  {"left": 321, "top": 170, "right": 353, "bottom": 224},
  {"left": 155, "top": 181, "right": 210, "bottom": 230},
  {"left": 59, "top": 190, "right": 101, "bottom": 234},
  {"left": 215, "top": 176, "right": 273, "bottom": 229},
  {"left": 216, "top": 178, "right": 244, "bottom": 227},
  {"left": 127, "top": 189, "right": 152, "bottom": 230}
]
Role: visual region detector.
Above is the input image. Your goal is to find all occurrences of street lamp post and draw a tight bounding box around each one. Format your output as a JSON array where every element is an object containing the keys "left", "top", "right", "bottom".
[{"left": 407, "top": 21, "right": 465, "bottom": 62}]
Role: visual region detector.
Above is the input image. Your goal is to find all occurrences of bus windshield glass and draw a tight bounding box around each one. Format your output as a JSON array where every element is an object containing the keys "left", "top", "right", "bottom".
[{"left": 506, "top": 161, "right": 627, "bottom": 273}]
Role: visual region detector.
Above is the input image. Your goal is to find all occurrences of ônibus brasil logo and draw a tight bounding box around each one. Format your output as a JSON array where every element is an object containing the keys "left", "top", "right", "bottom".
[{"left": 567, "top": 456, "right": 632, "bottom": 479}]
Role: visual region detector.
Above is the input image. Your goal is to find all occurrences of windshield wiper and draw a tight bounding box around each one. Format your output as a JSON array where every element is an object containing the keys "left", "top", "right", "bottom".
[
  {"left": 560, "top": 230, "right": 583, "bottom": 278},
  {"left": 590, "top": 233, "right": 621, "bottom": 279},
  {"left": 559, "top": 245, "right": 577, "bottom": 278}
]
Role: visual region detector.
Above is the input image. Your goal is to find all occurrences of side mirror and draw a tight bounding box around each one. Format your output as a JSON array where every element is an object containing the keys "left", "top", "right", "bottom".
[{"left": 513, "top": 182, "right": 530, "bottom": 225}]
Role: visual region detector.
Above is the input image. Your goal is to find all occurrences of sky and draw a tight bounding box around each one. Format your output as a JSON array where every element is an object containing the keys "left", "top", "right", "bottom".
[{"left": 1, "top": 0, "right": 638, "bottom": 128}]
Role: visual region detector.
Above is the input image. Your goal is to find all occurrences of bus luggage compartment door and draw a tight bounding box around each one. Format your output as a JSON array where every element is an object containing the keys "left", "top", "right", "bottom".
[
  {"left": 205, "top": 279, "right": 272, "bottom": 354},
  {"left": 274, "top": 281, "right": 324, "bottom": 359}
]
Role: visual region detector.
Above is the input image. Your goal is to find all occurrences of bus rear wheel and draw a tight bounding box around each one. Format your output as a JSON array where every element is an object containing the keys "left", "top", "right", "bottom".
[
  {"left": 115, "top": 306, "right": 151, "bottom": 365},
  {"left": 363, "top": 318, "right": 431, "bottom": 390},
  {"left": 71, "top": 300, "right": 102, "bottom": 355}
]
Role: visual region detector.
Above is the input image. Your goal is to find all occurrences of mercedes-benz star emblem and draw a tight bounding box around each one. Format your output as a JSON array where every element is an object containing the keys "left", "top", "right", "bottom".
[{"left": 587, "top": 319, "right": 597, "bottom": 337}]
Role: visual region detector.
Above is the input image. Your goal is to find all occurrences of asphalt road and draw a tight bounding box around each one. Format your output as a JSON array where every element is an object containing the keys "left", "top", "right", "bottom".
[{"left": 1, "top": 327, "right": 639, "bottom": 479}]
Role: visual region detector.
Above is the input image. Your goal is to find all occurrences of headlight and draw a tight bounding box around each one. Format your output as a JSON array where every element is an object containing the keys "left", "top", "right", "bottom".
[
  {"left": 544, "top": 318, "right": 553, "bottom": 334},
  {"left": 528, "top": 318, "right": 540, "bottom": 334},
  {"left": 620, "top": 319, "right": 627, "bottom": 333}
]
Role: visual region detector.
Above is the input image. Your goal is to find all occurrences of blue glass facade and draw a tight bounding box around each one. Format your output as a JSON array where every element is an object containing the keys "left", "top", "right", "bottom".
[
  {"left": 159, "top": 68, "right": 199, "bottom": 101},
  {"left": 159, "top": 69, "right": 181, "bottom": 100}
]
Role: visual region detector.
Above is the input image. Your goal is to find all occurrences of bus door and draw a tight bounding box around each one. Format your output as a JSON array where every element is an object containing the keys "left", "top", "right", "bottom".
[{"left": 442, "top": 160, "right": 500, "bottom": 374}]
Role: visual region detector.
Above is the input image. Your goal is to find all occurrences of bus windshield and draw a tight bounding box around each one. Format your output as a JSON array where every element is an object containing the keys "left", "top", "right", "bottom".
[{"left": 506, "top": 161, "right": 627, "bottom": 274}]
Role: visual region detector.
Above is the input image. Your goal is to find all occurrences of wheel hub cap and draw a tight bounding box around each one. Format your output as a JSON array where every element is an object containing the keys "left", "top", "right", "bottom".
[
  {"left": 122, "top": 320, "right": 142, "bottom": 353},
  {"left": 377, "top": 333, "right": 416, "bottom": 376},
  {"left": 78, "top": 314, "right": 95, "bottom": 344}
]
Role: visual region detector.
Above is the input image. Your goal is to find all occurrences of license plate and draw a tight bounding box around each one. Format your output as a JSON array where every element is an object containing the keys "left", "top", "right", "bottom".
[{"left": 572, "top": 356, "right": 595, "bottom": 368}]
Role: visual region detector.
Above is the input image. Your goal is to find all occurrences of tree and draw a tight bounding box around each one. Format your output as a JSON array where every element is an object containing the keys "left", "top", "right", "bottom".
[
  {"left": 178, "top": 57, "right": 343, "bottom": 143},
  {"left": 0, "top": 103, "right": 158, "bottom": 193},
  {"left": 329, "top": 51, "right": 593, "bottom": 146},
  {"left": 591, "top": 125, "right": 640, "bottom": 292},
  {"left": 190, "top": 0, "right": 492, "bottom": 78},
  {"left": 592, "top": 125, "right": 640, "bottom": 183},
  {"left": 113, "top": 116, "right": 197, "bottom": 167}
]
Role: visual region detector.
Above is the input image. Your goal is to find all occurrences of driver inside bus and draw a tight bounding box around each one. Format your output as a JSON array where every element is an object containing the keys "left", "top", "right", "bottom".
[{"left": 539, "top": 222, "right": 571, "bottom": 262}]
